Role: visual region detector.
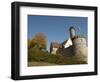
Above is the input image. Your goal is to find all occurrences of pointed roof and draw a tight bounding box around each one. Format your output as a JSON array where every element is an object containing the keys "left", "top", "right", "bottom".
[
  {"left": 50, "top": 42, "right": 60, "bottom": 48},
  {"left": 61, "top": 40, "right": 68, "bottom": 46}
]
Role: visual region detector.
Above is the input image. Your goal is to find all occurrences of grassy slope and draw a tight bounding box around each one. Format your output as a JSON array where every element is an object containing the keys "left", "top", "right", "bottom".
[
  {"left": 28, "top": 61, "right": 57, "bottom": 66},
  {"left": 28, "top": 48, "right": 87, "bottom": 66}
]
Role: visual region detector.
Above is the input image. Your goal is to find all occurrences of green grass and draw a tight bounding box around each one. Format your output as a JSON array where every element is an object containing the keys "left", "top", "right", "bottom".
[
  {"left": 28, "top": 48, "right": 87, "bottom": 66},
  {"left": 28, "top": 61, "right": 57, "bottom": 66}
]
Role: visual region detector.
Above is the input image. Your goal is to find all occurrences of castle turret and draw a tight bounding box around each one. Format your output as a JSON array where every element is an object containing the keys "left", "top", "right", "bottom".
[
  {"left": 69, "top": 26, "right": 76, "bottom": 39},
  {"left": 69, "top": 26, "right": 87, "bottom": 62}
]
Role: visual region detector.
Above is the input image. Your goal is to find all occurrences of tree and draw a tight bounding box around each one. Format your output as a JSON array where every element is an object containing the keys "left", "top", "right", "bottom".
[
  {"left": 28, "top": 39, "right": 31, "bottom": 49},
  {"left": 30, "top": 32, "right": 47, "bottom": 50}
]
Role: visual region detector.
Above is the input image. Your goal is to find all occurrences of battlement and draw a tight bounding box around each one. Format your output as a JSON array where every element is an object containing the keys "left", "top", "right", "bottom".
[{"left": 72, "top": 35, "right": 86, "bottom": 41}]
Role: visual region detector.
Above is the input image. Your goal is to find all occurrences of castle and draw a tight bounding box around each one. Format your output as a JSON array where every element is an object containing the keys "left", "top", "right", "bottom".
[{"left": 50, "top": 27, "right": 87, "bottom": 62}]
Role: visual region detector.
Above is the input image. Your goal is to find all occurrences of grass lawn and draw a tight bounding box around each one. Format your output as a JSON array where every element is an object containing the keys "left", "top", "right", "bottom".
[
  {"left": 28, "top": 61, "right": 57, "bottom": 66},
  {"left": 28, "top": 48, "right": 87, "bottom": 66}
]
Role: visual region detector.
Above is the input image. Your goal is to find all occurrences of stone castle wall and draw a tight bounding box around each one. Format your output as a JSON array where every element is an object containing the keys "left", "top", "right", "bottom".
[
  {"left": 72, "top": 37, "right": 87, "bottom": 62},
  {"left": 61, "top": 46, "right": 73, "bottom": 56},
  {"left": 57, "top": 37, "right": 88, "bottom": 62}
]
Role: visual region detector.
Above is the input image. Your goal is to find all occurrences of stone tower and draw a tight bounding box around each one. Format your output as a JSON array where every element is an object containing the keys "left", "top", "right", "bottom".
[
  {"left": 69, "top": 26, "right": 76, "bottom": 38},
  {"left": 69, "top": 27, "right": 87, "bottom": 62}
]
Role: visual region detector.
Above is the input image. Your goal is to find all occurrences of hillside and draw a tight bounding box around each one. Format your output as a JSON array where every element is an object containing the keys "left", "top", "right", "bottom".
[{"left": 28, "top": 48, "right": 87, "bottom": 66}]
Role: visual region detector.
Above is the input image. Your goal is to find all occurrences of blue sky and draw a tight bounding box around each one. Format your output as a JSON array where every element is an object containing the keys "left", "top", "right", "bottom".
[{"left": 28, "top": 15, "right": 88, "bottom": 51}]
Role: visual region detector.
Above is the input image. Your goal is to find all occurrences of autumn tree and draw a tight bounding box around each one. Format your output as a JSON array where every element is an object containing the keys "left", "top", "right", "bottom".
[
  {"left": 30, "top": 32, "right": 47, "bottom": 50},
  {"left": 28, "top": 39, "right": 31, "bottom": 49}
]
